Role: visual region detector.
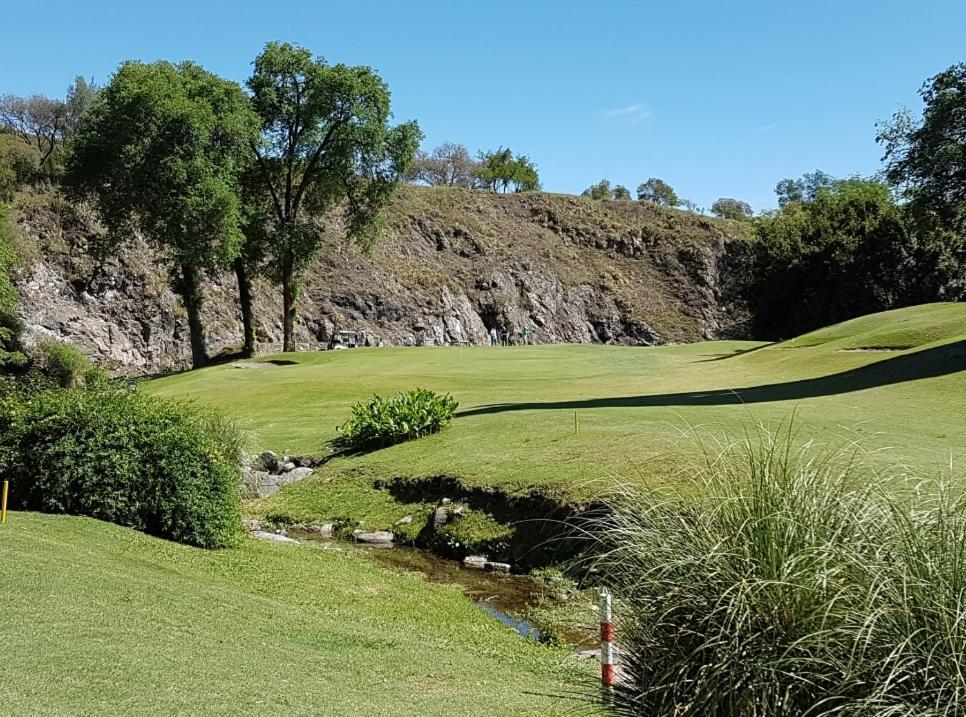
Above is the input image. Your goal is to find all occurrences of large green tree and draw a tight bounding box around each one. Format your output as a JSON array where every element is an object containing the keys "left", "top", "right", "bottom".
[
  {"left": 748, "top": 178, "right": 963, "bottom": 337},
  {"left": 475, "top": 147, "right": 539, "bottom": 193},
  {"left": 878, "top": 62, "right": 966, "bottom": 232},
  {"left": 774, "top": 170, "right": 835, "bottom": 207},
  {"left": 66, "top": 61, "right": 257, "bottom": 368},
  {"left": 247, "top": 41, "right": 421, "bottom": 352},
  {"left": 711, "top": 197, "right": 753, "bottom": 220},
  {"left": 637, "top": 177, "right": 680, "bottom": 206},
  {"left": 582, "top": 179, "right": 612, "bottom": 201}
]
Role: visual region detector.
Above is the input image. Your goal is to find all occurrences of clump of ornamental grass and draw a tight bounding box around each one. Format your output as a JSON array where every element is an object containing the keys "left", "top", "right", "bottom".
[{"left": 581, "top": 424, "right": 966, "bottom": 716}]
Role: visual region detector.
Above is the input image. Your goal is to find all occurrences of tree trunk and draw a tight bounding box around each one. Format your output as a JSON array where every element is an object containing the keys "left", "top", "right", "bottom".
[
  {"left": 179, "top": 262, "right": 208, "bottom": 369},
  {"left": 234, "top": 257, "right": 256, "bottom": 358},
  {"left": 281, "top": 253, "right": 297, "bottom": 353}
]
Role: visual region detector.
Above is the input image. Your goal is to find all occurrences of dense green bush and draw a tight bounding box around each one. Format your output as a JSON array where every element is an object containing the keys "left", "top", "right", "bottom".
[
  {"left": 33, "top": 339, "right": 100, "bottom": 388},
  {"left": 747, "top": 177, "right": 966, "bottom": 338},
  {"left": 588, "top": 431, "right": 966, "bottom": 716},
  {"left": 0, "top": 386, "right": 242, "bottom": 547},
  {"left": 334, "top": 388, "right": 458, "bottom": 451}
]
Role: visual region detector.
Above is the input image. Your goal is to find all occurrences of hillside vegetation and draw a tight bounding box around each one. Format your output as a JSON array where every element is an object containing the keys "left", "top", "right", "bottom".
[{"left": 149, "top": 303, "right": 966, "bottom": 527}]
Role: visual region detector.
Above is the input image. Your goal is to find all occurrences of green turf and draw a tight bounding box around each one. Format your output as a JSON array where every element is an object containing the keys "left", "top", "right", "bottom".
[
  {"left": 149, "top": 304, "right": 966, "bottom": 515},
  {"left": 0, "top": 512, "right": 598, "bottom": 716}
]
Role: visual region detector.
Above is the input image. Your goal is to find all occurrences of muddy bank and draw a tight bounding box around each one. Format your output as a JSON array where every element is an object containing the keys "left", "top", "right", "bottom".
[{"left": 373, "top": 474, "right": 609, "bottom": 570}]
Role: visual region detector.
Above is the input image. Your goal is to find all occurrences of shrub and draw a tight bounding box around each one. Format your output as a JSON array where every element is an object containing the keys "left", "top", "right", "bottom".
[
  {"left": 33, "top": 339, "right": 101, "bottom": 388},
  {"left": 585, "top": 429, "right": 966, "bottom": 716},
  {"left": 0, "top": 386, "right": 242, "bottom": 547},
  {"left": 334, "top": 388, "right": 458, "bottom": 451}
]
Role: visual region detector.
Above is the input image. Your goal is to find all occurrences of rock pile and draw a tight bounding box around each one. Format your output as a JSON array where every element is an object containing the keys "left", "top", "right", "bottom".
[{"left": 241, "top": 451, "right": 320, "bottom": 499}]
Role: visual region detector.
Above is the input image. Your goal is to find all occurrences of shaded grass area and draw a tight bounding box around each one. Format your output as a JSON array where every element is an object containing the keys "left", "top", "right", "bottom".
[{"left": 0, "top": 512, "right": 599, "bottom": 716}]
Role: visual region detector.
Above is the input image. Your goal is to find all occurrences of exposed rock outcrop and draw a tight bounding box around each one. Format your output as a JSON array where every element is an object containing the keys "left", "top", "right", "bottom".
[{"left": 12, "top": 185, "right": 751, "bottom": 374}]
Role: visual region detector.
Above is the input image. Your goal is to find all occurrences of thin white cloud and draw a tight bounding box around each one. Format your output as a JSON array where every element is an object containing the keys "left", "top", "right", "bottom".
[
  {"left": 601, "top": 103, "right": 652, "bottom": 122},
  {"left": 756, "top": 123, "right": 777, "bottom": 131}
]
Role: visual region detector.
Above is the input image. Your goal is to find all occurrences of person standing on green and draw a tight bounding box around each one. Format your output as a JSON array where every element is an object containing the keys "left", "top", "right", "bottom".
[{"left": 521, "top": 326, "right": 529, "bottom": 345}]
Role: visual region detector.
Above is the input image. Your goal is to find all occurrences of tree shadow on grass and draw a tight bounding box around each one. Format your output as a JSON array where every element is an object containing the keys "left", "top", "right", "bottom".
[{"left": 458, "top": 340, "right": 966, "bottom": 418}]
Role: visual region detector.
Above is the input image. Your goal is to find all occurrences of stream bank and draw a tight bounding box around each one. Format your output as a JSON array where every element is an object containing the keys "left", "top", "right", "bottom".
[
  {"left": 289, "top": 529, "right": 599, "bottom": 649},
  {"left": 246, "top": 470, "right": 609, "bottom": 648}
]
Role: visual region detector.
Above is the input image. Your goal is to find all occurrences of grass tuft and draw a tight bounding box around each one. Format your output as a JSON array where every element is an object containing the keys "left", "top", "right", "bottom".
[{"left": 584, "top": 426, "right": 966, "bottom": 716}]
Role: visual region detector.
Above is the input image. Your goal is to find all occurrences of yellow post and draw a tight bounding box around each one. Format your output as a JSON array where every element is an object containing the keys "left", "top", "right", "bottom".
[
  {"left": 1, "top": 479, "right": 8, "bottom": 525},
  {"left": 574, "top": 411, "right": 579, "bottom": 436}
]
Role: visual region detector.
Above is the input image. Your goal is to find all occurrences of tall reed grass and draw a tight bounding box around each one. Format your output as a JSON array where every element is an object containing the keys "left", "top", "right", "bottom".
[{"left": 584, "top": 426, "right": 966, "bottom": 716}]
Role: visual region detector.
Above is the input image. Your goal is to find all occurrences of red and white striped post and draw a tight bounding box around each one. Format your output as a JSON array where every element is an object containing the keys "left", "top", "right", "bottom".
[{"left": 600, "top": 588, "right": 615, "bottom": 699}]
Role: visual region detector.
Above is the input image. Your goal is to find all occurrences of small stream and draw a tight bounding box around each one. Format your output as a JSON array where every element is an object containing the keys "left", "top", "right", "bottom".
[
  {"left": 292, "top": 529, "right": 592, "bottom": 645},
  {"left": 365, "top": 544, "right": 551, "bottom": 640}
]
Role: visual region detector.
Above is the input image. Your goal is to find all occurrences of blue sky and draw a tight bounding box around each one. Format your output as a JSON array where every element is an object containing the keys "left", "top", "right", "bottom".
[{"left": 1, "top": 0, "right": 963, "bottom": 210}]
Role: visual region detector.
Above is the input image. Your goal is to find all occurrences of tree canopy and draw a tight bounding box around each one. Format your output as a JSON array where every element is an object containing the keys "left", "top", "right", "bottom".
[
  {"left": 748, "top": 178, "right": 965, "bottom": 337},
  {"left": 774, "top": 170, "right": 836, "bottom": 207},
  {"left": 582, "top": 179, "right": 612, "bottom": 201},
  {"left": 246, "top": 41, "right": 421, "bottom": 351},
  {"left": 613, "top": 184, "right": 632, "bottom": 201},
  {"left": 711, "top": 197, "right": 753, "bottom": 220},
  {"left": 878, "top": 62, "right": 966, "bottom": 233},
  {"left": 476, "top": 147, "right": 539, "bottom": 193},
  {"left": 66, "top": 60, "right": 257, "bottom": 368},
  {"left": 0, "top": 77, "right": 99, "bottom": 177},
  {"left": 410, "top": 142, "right": 478, "bottom": 188},
  {"left": 637, "top": 178, "right": 680, "bottom": 206}
]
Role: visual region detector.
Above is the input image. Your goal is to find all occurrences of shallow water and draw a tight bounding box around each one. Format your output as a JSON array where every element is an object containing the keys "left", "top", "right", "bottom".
[
  {"left": 363, "top": 544, "right": 551, "bottom": 638},
  {"left": 292, "top": 529, "right": 589, "bottom": 644}
]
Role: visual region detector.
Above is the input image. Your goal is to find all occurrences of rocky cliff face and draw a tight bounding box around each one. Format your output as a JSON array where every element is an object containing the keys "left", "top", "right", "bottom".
[{"left": 13, "top": 186, "right": 750, "bottom": 374}]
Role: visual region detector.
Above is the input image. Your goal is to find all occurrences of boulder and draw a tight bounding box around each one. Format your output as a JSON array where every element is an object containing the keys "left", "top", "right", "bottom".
[
  {"left": 303, "top": 522, "right": 334, "bottom": 537},
  {"left": 463, "top": 555, "right": 488, "bottom": 570},
  {"left": 484, "top": 562, "right": 512, "bottom": 574},
  {"left": 277, "top": 467, "right": 314, "bottom": 485},
  {"left": 353, "top": 530, "right": 394, "bottom": 545},
  {"left": 431, "top": 505, "right": 449, "bottom": 532},
  {"left": 252, "top": 531, "right": 299, "bottom": 544},
  {"left": 256, "top": 450, "right": 279, "bottom": 472},
  {"left": 241, "top": 469, "right": 278, "bottom": 499}
]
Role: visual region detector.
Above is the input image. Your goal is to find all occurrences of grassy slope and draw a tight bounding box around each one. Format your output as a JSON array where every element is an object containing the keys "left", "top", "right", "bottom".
[
  {"left": 150, "top": 303, "right": 966, "bottom": 518},
  {"left": 0, "top": 512, "right": 595, "bottom": 716}
]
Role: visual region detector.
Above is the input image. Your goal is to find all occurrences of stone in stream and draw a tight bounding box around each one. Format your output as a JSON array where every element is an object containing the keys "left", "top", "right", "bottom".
[
  {"left": 484, "top": 562, "right": 512, "bottom": 574},
  {"left": 302, "top": 522, "right": 334, "bottom": 537},
  {"left": 252, "top": 531, "right": 299, "bottom": 544},
  {"left": 353, "top": 530, "right": 395, "bottom": 545},
  {"left": 241, "top": 470, "right": 277, "bottom": 498},
  {"left": 278, "top": 467, "right": 314, "bottom": 485},
  {"left": 463, "top": 555, "right": 488, "bottom": 570},
  {"left": 255, "top": 450, "right": 280, "bottom": 472},
  {"left": 431, "top": 505, "right": 449, "bottom": 532}
]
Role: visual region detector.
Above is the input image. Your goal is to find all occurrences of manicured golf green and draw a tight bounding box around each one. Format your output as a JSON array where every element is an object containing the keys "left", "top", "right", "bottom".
[
  {"left": 0, "top": 512, "right": 596, "bottom": 716},
  {"left": 150, "top": 303, "right": 966, "bottom": 506}
]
